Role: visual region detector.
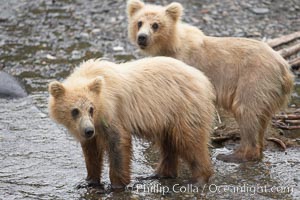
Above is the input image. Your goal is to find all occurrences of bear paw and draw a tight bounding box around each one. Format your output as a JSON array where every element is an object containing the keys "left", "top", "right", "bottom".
[
  {"left": 216, "top": 151, "right": 262, "bottom": 163},
  {"left": 76, "top": 179, "right": 103, "bottom": 189}
]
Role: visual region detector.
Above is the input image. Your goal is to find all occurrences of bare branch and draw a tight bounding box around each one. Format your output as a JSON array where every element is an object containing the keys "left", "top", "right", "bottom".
[
  {"left": 267, "top": 137, "right": 286, "bottom": 151},
  {"left": 268, "top": 31, "right": 300, "bottom": 48},
  {"left": 278, "top": 43, "right": 300, "bottom": 58}
]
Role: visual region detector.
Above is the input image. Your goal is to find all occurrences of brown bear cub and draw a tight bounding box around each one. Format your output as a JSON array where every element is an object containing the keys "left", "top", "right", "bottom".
[
  {"left": 48, "top": 57, "right": 216, "bottom": 189},
  {"left": 127, "top": 0, "right": 294, "bottom": 163}
]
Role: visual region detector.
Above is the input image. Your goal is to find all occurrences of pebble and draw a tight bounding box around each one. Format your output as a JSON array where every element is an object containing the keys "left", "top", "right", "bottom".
[
  {"left": 203, "top": 14, "right": 214, "bottom": 23},
  {"left": 250, "top": 7, "right": 269, "bottom": 15},
  {"left": 80, "top": 32, "right": 89, "bottom": 39},
  {"left": 71, "top": 50, "right": 81, "bottom": 60},
  {"left": 91, "top": 29, "right": 101, "bottom": 34},
  {"left": 113, "top": 46, "right": 124, "bottom": 52},
  {"left": 46, "top": 54, "right": 56, "bottom": 60},
  {"left": 247, "top": 31, "right": 262, "bottom": 37}
]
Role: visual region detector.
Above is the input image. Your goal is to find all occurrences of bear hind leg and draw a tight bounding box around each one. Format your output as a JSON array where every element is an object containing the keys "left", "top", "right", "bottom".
[
  {"left": 180, "top": 133, "right": 213, "bottom": 185},
  {"left": 154, "top": 137, "right": 179, "bottom": 179},
  {"left": 217, "top": 106, "right": 265, "bottom": 163}
]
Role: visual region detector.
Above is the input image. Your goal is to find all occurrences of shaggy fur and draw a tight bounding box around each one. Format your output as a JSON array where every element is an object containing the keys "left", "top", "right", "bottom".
[
  {"left": 48, "top": 57, "right": 216, "bottom": 188},
  {"left": 127, "top": 0, "right": 294, "bottom": 163}
]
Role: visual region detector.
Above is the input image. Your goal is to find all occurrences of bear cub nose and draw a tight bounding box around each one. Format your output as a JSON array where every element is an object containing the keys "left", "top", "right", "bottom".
[
  {"left": 84, "top": 127, "right": 94, "bottom": 138},
  {"left": 138, "top": 34, "right": 148, "bottom": 46}
]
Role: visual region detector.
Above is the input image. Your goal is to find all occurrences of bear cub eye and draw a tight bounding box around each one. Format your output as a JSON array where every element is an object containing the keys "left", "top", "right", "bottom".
[
  {"left": 89, "top": 107, "right": 94, "bottom": 117},
  {"left": 137, "top": 21, "right": 143, "bottom": 29},
  {"left": 152, "top": 23, "right": 159, "bottom": 31},
  {"left": 71, "top": 108, "right": 80, "bottom": 118}
]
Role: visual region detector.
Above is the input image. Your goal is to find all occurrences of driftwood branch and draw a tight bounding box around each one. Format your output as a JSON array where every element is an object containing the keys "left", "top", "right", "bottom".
[
  {"left": 274, "top": 114, "right": 300, "bottom": 120},
  {"left": 272, "top": 112, "right": 300, "bottom": 130},
  {"left": 272, "top": 124, "right": 300, "bottom": 130},
  {"left": 212, "top": 130, "right": 240, "bottom": 143},
  {"left": 278, "top": 43, "right": 300, "bottom": 58},
  {"left": 267, "top": 31, "right": 300, "bottom": 68},
  {"left": 290, "top": 57, "right": 300, "bottom": 69},
  {"left": 211, "top": 135, "right": 238, "bottom": 142},
  {"left": 267, "top": 137, "right": 286, "bottom": 151},
  {"left": 284, "top": 119, "right": 300, "bottom": 124},
  {"left": 268, "top": 31, "right": 300, "bottom": 48}
]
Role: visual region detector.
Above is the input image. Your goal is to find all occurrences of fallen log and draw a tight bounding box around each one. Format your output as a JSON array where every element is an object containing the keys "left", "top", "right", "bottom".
[{"left": 268, "top": 31, "right": 300, "bottom": 48}]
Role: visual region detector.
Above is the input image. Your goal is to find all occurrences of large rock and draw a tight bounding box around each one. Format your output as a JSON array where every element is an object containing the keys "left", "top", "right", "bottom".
[{"left": 0, "top": 71, "right": 27, "bottom": 99}]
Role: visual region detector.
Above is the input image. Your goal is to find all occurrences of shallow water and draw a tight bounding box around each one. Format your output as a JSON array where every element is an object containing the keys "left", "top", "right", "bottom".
[
  {"left": 0, "top": 0, "right": 299, "bottom": 199},
  {"left": 0, "top": 96, "right": 299, "bottom": 199}
]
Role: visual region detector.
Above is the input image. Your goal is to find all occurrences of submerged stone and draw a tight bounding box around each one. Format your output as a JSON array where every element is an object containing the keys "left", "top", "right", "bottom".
[{"left": 0, "top": 71, "right": 27, "bottom": 99}]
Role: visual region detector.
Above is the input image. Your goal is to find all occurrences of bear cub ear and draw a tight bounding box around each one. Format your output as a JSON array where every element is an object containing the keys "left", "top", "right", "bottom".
[
  {"left": 165, "top": 2, "right": 183, "bottom": 21},
  {"left": 127, "top": 0, "right": 144, "bottom": 17},
  {"left": 88, "top": 76, "right": 103, "bottom": 94},
  {"left": 49, "top": 81, "right": 65, "bottom": 98}
]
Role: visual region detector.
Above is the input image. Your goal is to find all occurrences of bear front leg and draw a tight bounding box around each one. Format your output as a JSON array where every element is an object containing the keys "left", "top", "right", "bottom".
[
  {"left": 81, "top": 136, "right": 103, "bottom": 187},
  {"left": 106, "top": 125, "right": 132, "bottom": 190}
]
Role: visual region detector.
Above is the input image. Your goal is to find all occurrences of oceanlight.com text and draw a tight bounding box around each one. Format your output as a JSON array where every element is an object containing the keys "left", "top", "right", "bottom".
[{"left": 132, "top": 183, "right": 293, "bottom": 196}]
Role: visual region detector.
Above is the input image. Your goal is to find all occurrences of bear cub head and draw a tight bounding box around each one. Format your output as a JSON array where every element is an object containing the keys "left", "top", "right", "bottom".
[
  {"left": 127, "top": 0, "right": 183, "bottom": 54},
  {"left": 48, "top": 77, "right": 103, "bottom": 142}
]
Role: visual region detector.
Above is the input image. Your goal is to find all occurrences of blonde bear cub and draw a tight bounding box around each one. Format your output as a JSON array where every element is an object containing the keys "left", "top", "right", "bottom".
[
  {"left": 49, "top": 57, "right": 216, "bottom": 188},
  {"left": 127, "top": 0, "right": 294, "bottom": 163}
]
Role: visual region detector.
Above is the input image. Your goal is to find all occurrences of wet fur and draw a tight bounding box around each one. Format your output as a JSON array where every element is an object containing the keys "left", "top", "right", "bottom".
[{"left": 49, "top": 57, "right": 216, "bottom": 187}]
